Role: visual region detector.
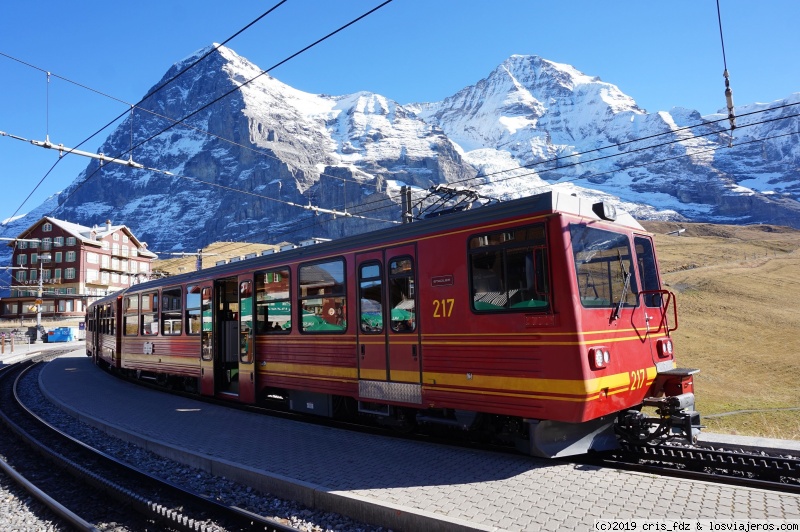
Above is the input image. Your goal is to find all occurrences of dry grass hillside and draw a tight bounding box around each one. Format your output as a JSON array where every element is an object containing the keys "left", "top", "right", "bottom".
[
  {"left": 153, "top": 241, "right": 282, "bottom": 276},
  {"left": 155, "top": 225, "right": 800, "bottom": 441},
  {"left": 642, "top": 221, "right": 800, "bottom": 440}
]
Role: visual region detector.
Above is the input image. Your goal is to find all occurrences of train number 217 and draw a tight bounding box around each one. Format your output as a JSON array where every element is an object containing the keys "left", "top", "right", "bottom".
[
  {"left": 629, "top": 369, "right": 646, "bottom": 391},
  {"left": 432, "top": 299, "right": 455, "bottom": 318}
]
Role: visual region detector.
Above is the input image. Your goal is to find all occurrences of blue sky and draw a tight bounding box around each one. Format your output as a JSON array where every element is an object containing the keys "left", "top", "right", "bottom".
[{"left": 1, "top": 0, "right": 797, "bottom": 224}]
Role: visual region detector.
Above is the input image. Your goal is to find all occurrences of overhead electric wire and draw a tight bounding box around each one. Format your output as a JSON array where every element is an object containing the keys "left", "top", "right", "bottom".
[
  {"left": 40, "top": 0, "right": 397, "bottom": 225},
  {"left": 329, "top": 100, "right": 800, "bottom": 218},
  {"left": 1, "top": 0, "right": 795, "bottom": 263},
  {"left": 0, "top": 0, "right": 290, "bottom": 228}
]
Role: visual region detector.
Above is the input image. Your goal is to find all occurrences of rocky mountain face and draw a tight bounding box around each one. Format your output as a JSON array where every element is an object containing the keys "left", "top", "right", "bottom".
[{"left": 2, "top": 46, "right": 799, "bottom": 258}]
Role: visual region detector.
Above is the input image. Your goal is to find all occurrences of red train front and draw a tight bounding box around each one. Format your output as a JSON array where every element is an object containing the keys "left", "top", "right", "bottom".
[{"left": 86, "top": 191, "right": 701, "bottom": 457}]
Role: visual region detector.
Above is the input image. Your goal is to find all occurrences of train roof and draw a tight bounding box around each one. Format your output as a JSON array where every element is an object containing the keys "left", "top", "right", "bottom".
[{"left": 90, "top": 191, "right": 644, "bottom": 303}]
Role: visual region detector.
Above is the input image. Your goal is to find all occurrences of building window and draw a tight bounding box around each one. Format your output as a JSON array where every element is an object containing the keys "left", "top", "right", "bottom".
[
  {"left": 16, "top": 254, "right": 27, "bottom": 266},
  {"left": 86, "top": 269, "right": 98, "bottom": 282},
  {"left": 65, "top": 268, "right": 76, "bottom": 280},
  {"left": 87, "top": 252, "right": 99, "bottom": 264},
  {"left": 113, "top": 233, "right": 119, "bottom": 241},
  {"left": 30, "top": 270, "right": 37, "bottom": 282},
  {"left": 41, "top": 238, "right": 51, "bottom": 250},
  {"left": 55, "top": 251, "right": 62, "bottom": 262},
  {"left": 54, "top": 269, "right": 61, "bottom": 280},
  {"left": 123, "top": 235, "right": 129, "bottom": 243},
  {"left": 18, "top": 241, "right": 27, "bottom": 249},
  {"left": 43, "top": 223, "right": 52, "bottom": 232},
  {"left": 66, "top": 237, "right": 76, "bottom": 246},
  {"left": 31, "top": 253, "right": 38, "bottom": 264},
  {"left": 54, "top": 236, "right": 64, "bottom": 247},
  {"left": 16, "top": 271, "right": 26, "bottom": 282},
  {"left": 66, "top": 251, "right": 76, "bottom": 262}
]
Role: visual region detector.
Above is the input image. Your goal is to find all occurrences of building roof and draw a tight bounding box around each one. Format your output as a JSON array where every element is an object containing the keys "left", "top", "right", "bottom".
[{"left": 9, "top": 216, "right": 157, "bottom": 258}]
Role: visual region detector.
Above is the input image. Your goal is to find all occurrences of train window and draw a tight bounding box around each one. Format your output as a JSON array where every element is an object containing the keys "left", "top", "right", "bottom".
[
  {"left": 389, "top": 257, "right": 416, "bottom": 332},
  {"left": 255, "top": 269, "right": 291, "bottom": 334},
  {"left": 186, "top": 285, "right": 202, "bottom": 335},
  {"left": 123, "top": 295, "right": 139, "bottom": 336},
  {"left": 299, "top": 259, "right": 346, "bottom": 333},
  {"left": 469, "top": 224, "right": 550, "bottom": 312},
  {"left": 161, "top": 287, "right": 182, "bottom": 335},
  {"left": 635, "top": 236, "right": 662, "bottom": 308},
  {"left": 570, "top": 225, "right": 639, "bottom": 309},
  {"left": 359, "top": 262, "right": 383, "bottom": 333},
  {"left": 140, "top": 291, "right": 159, "bottom": 335}
]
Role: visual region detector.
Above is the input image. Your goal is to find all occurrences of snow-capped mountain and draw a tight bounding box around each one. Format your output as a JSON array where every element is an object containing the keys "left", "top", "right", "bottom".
[{"left": 2, "top": 46, "right": 798, "bottom": 260}]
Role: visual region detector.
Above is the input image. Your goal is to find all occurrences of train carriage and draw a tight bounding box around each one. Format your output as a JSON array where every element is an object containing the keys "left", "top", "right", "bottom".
[{"left": 86, "top": 191, "right": 700, "bottom": 457}]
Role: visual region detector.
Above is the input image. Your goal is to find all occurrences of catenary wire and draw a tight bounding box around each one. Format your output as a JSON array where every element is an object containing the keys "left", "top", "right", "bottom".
[
  {"left": 0, "top": 0, "right": 290, "bottom": 226},
  {"left": 43, "top": 0, "right": 396, "bottom": 224}
]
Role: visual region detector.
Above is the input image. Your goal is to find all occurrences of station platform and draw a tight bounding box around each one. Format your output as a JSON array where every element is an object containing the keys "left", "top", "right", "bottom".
[{"left": 39, "top": 352, "right": 800, "bottom": 532}]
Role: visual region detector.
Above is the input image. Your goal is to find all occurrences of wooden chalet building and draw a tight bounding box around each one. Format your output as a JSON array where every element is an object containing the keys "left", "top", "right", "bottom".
[{"left": 1, "top": 217, "right": 157, "bottom": 322}]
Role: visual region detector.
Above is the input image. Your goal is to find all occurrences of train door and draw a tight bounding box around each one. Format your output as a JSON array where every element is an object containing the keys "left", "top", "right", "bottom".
[
  {"left": 197, "top": 283, "right": 215, "bottom": 396},
  {"left": 214, "top": 276, "right": 240, "bottom": 397},
  {"left": 211, "top": 276, "right": 256, "bottom": 402},
  {"left": 385, "top": 245, "right": 420, "bottom": 384},
  {"left": 237, "top": 274, "right": 256, "bottom": 404},
  {"left": 633, "top": 234, "right": 675, "bottom": 356},
  {"left": 356, "top": 244, "right": 421, "bottom": 402}
]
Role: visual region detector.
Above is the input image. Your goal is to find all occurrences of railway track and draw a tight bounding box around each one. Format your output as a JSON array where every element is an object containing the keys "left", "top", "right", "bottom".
[
  {"left": 587, "top": 441, "right": 800, "bottom": 494},
  {"left": 0, "top": 356, "right": 300, "bottom": 531}
]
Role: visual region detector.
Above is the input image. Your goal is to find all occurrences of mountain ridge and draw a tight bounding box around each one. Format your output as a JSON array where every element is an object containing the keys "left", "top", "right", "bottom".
[{"left": 2, "top": 44, "right": 798, "bottom": 259}]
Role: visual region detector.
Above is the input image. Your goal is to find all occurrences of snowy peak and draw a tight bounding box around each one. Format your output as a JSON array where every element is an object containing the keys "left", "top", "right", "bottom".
[{"left": 2, "top": 45, "right": 797, "bottom": 268}]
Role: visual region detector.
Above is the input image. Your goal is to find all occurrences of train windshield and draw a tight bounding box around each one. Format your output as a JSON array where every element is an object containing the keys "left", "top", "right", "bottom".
[{"left": 570, "top": 225, "right": 639, "bottom": 310}]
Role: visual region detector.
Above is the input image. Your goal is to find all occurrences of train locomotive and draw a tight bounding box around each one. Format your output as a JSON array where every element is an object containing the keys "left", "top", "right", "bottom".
[{"left": 86, "top": 191, "right": 701, "bottom": 457}]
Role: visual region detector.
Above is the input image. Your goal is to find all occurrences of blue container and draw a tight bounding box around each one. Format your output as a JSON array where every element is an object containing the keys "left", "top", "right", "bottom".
[{"left": 47, "top": 327, "right": 75, "bottom": 342}]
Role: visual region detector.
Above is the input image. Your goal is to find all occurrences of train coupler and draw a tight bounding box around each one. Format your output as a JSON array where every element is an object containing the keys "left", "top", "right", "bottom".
[{"left": 617, "top": 392, "right": 701, "bottom": 445}]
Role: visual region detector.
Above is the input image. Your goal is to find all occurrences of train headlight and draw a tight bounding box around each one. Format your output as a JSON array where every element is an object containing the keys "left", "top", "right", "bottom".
[
  {"left": 657, "top": 339, "right": 674, "bottom": 358},
  {"left": 590, "top": 347, "right": 610, "bottom": 370}
]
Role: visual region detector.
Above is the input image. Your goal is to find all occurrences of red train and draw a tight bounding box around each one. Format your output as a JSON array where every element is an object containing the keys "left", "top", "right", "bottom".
[{"left": 86, "top": 191, "right": 700, "bottom": 457}]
